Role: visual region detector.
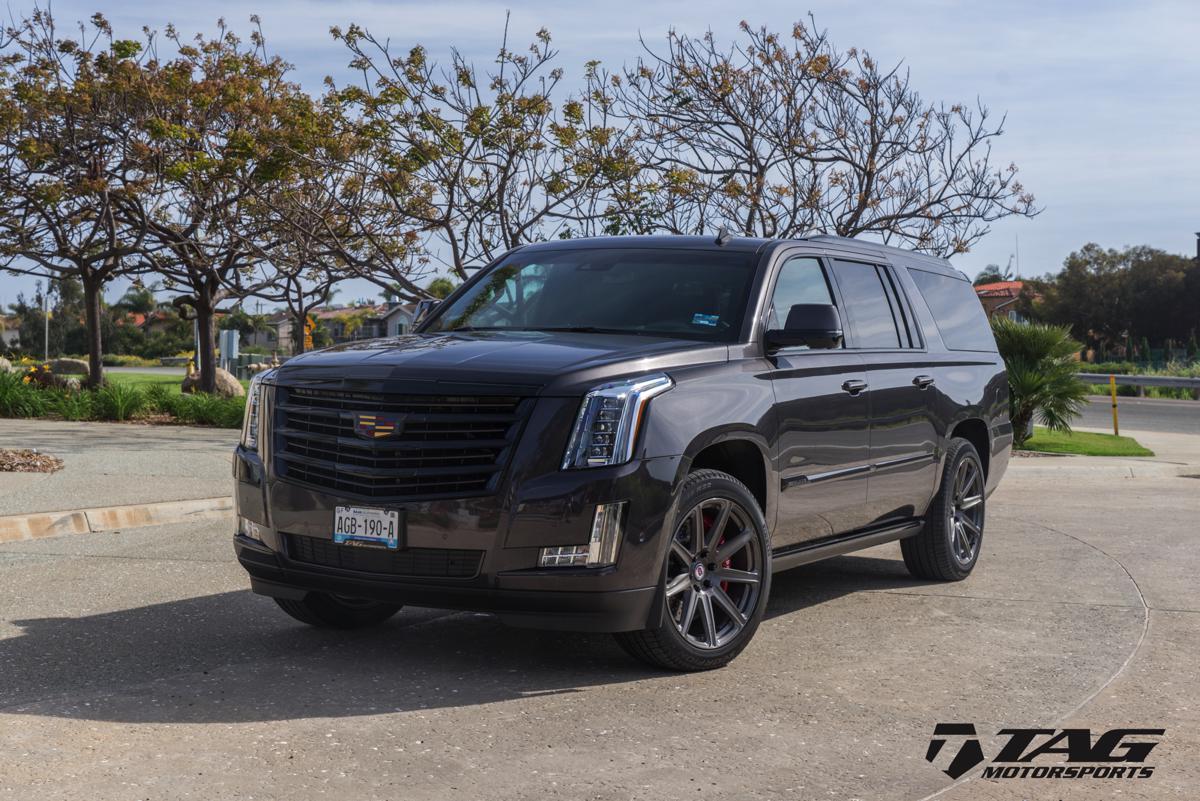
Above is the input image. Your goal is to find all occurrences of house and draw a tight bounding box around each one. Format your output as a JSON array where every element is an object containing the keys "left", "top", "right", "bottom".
[
  {"left": 259, "top": 302, "right": 419, "bottom": 356},
  {"left": 380, "top": 302, "right": 417, "bottom": 336},
  {"left": 974, "top": 281, "right": 1027, "bottom": 322}
]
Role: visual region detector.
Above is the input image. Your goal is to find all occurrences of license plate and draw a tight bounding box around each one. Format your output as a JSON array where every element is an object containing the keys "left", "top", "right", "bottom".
[{"left": 333, "top": 505, "right": 401, "bottom": 550}]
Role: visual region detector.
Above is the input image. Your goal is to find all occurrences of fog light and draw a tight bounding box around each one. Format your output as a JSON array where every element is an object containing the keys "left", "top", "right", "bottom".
[
  {"left": 238, "top": 516, "right": 262, "bottom": 541},
  {"left": 538, "top": 501, "right": 627, "bottom": 568}
]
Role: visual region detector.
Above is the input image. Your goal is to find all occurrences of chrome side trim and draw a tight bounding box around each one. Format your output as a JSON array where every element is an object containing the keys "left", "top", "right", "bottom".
[{"left": 781, "top": 452, "right": 933, "bottom": 490}]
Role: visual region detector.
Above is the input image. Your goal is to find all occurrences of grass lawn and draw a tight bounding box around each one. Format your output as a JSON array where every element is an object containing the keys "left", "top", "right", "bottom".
[
  {"left": 1021, "top": 427, "right": 1154, "bottom": 457},
  {"left": 106, "top": 371, "right": 251, "bottom": 394}
]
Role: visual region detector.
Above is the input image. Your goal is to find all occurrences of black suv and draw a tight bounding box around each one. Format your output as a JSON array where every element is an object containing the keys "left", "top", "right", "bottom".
[{"left": 234, "top": 235, "right": 1012, "bottom": 670}]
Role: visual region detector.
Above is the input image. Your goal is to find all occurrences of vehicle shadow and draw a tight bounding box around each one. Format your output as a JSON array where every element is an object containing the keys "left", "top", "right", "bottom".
[{"left": 0, "top": 553, "right": 931, "bottom": 724}]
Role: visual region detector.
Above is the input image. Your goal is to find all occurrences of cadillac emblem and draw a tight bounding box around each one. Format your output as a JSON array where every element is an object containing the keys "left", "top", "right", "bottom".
[{"left": 354, "top": 413, "right": 403, "bottom": 439}]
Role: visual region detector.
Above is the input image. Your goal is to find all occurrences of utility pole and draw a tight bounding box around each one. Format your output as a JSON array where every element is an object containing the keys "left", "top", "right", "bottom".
[{"left": 40, "top": 279, "right": 49, "bottom": 362}]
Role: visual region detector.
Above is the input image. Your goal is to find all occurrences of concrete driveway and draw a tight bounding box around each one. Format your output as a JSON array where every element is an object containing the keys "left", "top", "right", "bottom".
[{"left": 0, "top": 437, "right": 1196, "bottom": 800}]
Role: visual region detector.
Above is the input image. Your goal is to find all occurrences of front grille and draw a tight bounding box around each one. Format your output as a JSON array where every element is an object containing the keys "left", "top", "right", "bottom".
[
  {"left": 286, "top": 534, "right": 483, "bottom": 579},
  {"left": 273, "top": 386, "right": 530, "bottom": 501}
]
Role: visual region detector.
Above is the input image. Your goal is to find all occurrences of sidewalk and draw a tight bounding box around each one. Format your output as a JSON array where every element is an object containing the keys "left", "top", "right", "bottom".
[{"left": 0, "top": 419, "right": 236, "bottom": 517}]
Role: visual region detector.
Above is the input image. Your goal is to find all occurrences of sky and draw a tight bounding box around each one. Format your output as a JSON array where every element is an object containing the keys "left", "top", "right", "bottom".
[{"left": 2, "top": 0, "right": 1198, "bottom": 310}]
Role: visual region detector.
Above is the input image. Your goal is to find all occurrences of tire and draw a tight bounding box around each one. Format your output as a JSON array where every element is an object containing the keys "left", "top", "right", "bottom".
[
  {"left": 615, "top": 469, "right": 772, "bottom": 671},
  {"left": 274, "top": 592, "right": 402, "bottom": 629},
  {"left": 902, "top": 438, "right": 986, "bottom": 581}
]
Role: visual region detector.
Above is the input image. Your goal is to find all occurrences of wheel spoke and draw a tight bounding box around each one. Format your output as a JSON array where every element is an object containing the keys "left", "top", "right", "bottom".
[
  {"left": 665, "top": 573, "right": 691, "bottom": 598},
  {"left": 671, "top": 540, "right": 693, "bottom": 566},
  {"left": 954, "top": 521, "right": 972, "bottom": 554},
  {"left": 678, "top": 589, "right": 699, "bottom": 634},
  {"left": 958, "top": 494, "right": 983, "bottom": 510},
  {"left": 710, "top": 499, "right": 733, "bottom": 544},
  {"left": 688, "top": 506, "right": 707, "bottom": 555},
  {"left": 711, "top": 586, "right": 746, "bottom": 628},
  {"left": 698, "top": 592, "right": 718, "bottom": 646},
  {"left": 713, "top": 529, "right": 752, "bottom": 563},
  {"left": 959, "top": 462, "right": 977, "bottom": 497},
  {"left": 714, "top": 567, "right": 759, "bottom": 585},
  {"left": 960, "top": 515, "right": 983, "bottom": 538}
]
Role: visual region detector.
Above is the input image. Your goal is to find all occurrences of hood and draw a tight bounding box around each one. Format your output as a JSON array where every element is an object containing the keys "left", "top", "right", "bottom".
[{"left": 272, "top": 330, "right": 728, "bottom": 395}]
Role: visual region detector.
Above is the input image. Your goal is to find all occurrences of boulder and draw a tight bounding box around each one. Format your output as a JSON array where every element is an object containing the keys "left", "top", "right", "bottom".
[
  {"left": 0, "top": 356, "right": 12, "bottom": 374},
  {"left": 48, "top": 357, "right": 90, "bottom": 375},
  {"left": 181, "top": 367, "right": 245, "bottom": 398}
]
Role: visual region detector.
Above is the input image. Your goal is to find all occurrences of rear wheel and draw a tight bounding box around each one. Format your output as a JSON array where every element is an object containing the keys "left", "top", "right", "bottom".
[
  {"left": 615, "top": 469, "right": 771, "bottom": 671},
  {"left": 274, "top": 592, "right": 402, "bottom": 629},
  {"left": 901, "top": 438, "right": 986, "bottom": 581}
]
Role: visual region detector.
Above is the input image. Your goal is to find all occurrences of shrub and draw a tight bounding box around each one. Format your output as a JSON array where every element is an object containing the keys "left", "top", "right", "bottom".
[
  {"left": 93, "top": 383, "right": 145, "bottom": 421},
  {"left": 172, "top": 392, "right": 246, "bottom": 428},
  {"left": 991, "top": 318, "right": 1090, "bottom": 448},
  {"left": 142, "top": 384, "right": 180, "bottom": 416},
  {"left": 0, "top": 370, "right": 48, "bottom": 417},
  {"left": 101, "top": 354, "right": 159, "bottom": 368},
  {"left": 50, "top": 388, "right": 94, "bottom": 421}
]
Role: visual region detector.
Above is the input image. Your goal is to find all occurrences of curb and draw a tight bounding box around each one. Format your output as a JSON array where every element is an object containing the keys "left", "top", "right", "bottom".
[
  {"left": 1008, "top": 457, "right": 1190, "bottom": 479},
  {"left": 0, "top": 496, "right": 233, "bottom": 543}
]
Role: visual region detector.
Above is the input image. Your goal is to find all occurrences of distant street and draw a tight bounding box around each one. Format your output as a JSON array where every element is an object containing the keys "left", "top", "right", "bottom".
[{"left": 1079, "top": 395, "right": 1200, "bottom": 435}]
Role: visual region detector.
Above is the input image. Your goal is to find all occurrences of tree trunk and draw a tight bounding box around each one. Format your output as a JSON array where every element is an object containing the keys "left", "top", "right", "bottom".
[
  {"left": 195, "top": 296, "right": 218, "bottom": 394},
  {"left": 291, "top": 309, "right": 307, "bottom": 355},
  {"left": 81, "top": 273, "right": 105, "bottom": 388}
]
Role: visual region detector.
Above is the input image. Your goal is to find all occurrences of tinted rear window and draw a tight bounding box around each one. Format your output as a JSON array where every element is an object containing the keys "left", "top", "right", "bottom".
[{"left": 908, "top": 268, "right": 996, "bottom": 351}]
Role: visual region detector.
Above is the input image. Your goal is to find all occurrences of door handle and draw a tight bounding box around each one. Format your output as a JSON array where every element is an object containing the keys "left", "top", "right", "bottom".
[
  {"left": 912, "top": 375, "right": 935, "bottom": 390},
  {"left": 841, "top": 379, "right": 869, "bottom": 396}
]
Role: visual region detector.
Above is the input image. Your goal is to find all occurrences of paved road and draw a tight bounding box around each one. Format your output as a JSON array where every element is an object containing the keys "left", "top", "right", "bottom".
[
  {"left": 1, "top": 452, "right": 1197, "bottom": 800},
  {"left": 1079, "top": 395, "right": 1200, "bottom": 434}
]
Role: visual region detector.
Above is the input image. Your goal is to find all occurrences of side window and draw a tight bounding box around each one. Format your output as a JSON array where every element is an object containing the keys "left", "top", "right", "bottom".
[
  {"left": 830, "top": 260, "right": 903, "bottom": 349},
  {"left": 908, "top": 268, "right": 996, "bottom": 351},
  {"left": 767, "top": 257, "right": 834, "bottom": 330}
]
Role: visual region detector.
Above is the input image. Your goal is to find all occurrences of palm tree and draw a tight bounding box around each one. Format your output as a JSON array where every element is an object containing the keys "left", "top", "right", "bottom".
[{"left": 991, "top": 318, "right": 1090, "bottom": 447}]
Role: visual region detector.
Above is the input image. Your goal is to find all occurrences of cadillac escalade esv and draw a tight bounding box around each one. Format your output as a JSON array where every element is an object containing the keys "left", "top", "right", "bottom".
[{"left": 233, "top": 235, "right": 1012, "bottom": 670}]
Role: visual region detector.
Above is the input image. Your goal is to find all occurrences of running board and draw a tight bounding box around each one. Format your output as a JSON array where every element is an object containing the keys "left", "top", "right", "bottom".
[{"left": 770, "top": 520, "right": 923, "bottom": 573}]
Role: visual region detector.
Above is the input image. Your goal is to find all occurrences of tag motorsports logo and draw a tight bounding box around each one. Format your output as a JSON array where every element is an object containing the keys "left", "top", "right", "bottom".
[{"left": 926, "top": 723, "right": 1164, "bottom": 781}]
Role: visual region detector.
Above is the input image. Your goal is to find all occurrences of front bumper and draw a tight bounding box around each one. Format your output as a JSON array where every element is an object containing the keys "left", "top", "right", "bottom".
[
  {"left": 236, "top": 536, "right": 657, "bottom": 632},
  {"left": 234, "top": 443, "right": 682, "bottom": 633}
]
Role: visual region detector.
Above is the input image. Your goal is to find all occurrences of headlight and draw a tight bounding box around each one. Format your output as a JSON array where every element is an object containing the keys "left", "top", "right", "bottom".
[
  {"left": 241, "top": 369, "right": 274, "bottom": 451},
  {"left": 561, "top": 374, "right": 673, "bottom": 469}
]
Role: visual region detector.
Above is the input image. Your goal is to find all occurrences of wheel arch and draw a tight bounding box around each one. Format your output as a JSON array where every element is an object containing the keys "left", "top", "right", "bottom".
[
  {"left": 948, "top": 417, "right": 991, "bottom": 478},
  {"left": 677, "top": 427, "right": 775, "bottom": 527}
]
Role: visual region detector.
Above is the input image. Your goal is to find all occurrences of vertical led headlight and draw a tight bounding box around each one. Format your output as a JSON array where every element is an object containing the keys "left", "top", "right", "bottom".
[
  {"left": 561, "top": 374, "right": 673, "bottom": 470},
  {"left": 240, "top": 369, "right": 274, "bottom": 452}
]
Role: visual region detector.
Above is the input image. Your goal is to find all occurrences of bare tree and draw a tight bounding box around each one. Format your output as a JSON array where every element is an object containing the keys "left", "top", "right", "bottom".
[
  {"left": 614, "top": 19, "right": 1037, "bottom": 255},
  {"left": 325, "top": 19, "right": 642, "bottom": 284}
]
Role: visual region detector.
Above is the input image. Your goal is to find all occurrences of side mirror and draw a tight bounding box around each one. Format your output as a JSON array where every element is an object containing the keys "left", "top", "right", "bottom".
[
  {"left": 764, "top": 304, "right": 844, "bottom": 351},
  {"left": 412, "top": 298, "right": 440, "bottom": 327}
]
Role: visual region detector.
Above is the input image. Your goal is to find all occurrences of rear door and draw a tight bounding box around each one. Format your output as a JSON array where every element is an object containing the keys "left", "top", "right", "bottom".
[
  {"left": 827, "top": 259, "right": 938, "bottom": 525},
  {"left": 765, "top": 253, "right": 872, "bottom": 548}
]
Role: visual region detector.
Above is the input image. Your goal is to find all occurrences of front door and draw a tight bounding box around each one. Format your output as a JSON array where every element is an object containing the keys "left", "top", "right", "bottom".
[{"left": 765, "top": 255, "right": 873, "bottom": 549}]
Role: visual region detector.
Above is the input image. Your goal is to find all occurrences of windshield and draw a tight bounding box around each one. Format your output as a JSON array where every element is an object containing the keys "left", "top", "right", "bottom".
[{"left": 424, "top": 248, "right": 758, "bottom": 341}]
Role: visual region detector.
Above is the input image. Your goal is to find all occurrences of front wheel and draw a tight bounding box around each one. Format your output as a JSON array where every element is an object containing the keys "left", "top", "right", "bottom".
[
  {"left": 274, "top": 592, "right": 402, "bottom": 629},
  {"left": 615, "top": 469, "right": 772, "bottom": 671}
]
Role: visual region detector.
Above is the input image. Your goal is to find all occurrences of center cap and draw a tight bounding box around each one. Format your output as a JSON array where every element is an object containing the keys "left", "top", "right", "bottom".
[{"left": 692, "top": 563, "right": 706, "bottom": 581}]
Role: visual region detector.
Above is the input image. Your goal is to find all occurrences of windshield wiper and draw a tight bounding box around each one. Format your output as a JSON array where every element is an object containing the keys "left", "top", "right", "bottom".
[{"left": 519, "top": 326, "right": 660, "bottom": 336}]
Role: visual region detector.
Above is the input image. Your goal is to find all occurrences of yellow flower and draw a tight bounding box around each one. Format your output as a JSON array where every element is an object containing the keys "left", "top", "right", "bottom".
[{"left": 22, "top": 376, "right": 31, "bottom": 384}]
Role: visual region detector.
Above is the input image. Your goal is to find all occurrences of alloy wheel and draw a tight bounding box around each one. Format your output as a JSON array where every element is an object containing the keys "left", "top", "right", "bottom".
[
  {"left": 948, "top": 458, "right": 985, "bottom": 563},
  {"left": 665, "top": 497, "right": 763, "bottom": 650}
]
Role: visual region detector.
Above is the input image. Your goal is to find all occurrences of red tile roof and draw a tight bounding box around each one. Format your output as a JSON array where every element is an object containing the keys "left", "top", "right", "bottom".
[{"left": 974, "top": 281, "right": 1023, "bottom": 297}]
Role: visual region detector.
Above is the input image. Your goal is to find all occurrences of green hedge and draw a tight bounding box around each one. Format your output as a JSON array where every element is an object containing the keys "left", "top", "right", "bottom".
[{"left": 0, "top": 370, "right": 245, "bottom": 427}]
